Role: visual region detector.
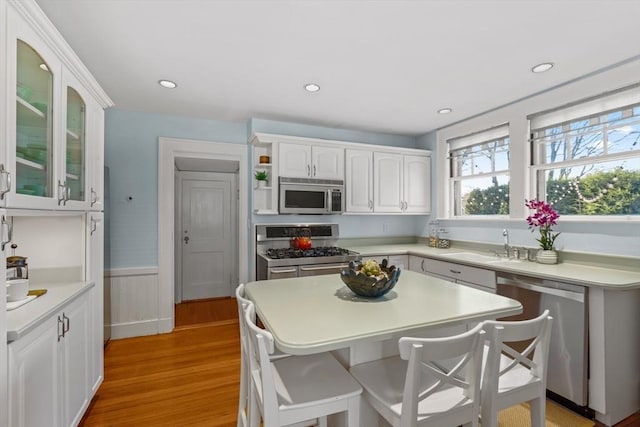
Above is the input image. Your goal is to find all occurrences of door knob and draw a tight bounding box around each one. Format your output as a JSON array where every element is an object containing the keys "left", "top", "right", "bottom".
[{"left": 184, "top": 236, "right": 190, "bottom": 244}]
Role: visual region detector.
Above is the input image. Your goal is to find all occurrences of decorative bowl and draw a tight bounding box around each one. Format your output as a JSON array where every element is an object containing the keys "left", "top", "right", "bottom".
[{"left": 340, "top": 259, "right": 401, "bottom": 298}]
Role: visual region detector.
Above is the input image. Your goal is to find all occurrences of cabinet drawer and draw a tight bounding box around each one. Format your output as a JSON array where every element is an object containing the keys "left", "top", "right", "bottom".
[{"left": 424, "top": 259, "right": 496, "bottom": 290}]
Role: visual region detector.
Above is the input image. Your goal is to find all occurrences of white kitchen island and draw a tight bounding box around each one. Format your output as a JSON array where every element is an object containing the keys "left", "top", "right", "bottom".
[{"left": 245, "top": 270, "right": 522, "bottom": 426}]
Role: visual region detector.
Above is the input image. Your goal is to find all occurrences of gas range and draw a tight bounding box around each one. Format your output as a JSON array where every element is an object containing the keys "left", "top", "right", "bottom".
[{"left": 255, "top": 224, "right": 361, "bottom": 280}]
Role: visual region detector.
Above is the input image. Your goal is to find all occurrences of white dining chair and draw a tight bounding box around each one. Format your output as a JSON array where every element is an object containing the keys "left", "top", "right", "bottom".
[
  {"left": 243, "top": 303, "right": 362, "bottom": 427},
  {"left": 349, "top": 323, "right": 486, "bottom": 427},
  {"left": 235, "top": 284, "right": 290, "bottom": 427},
  {"left": 480, "top": 310, "right": 554, "bottom": 427}
]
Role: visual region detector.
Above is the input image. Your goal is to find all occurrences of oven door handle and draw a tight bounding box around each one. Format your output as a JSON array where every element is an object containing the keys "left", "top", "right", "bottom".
[
  {"left": 497, "top": 277, "right": 584, "bottom": 303},
  {"left": 300, "top": 264, "right": 349, "bottom": 272},
  {"left": 270, "top": 267, "right": 298, "bottom": 274}
]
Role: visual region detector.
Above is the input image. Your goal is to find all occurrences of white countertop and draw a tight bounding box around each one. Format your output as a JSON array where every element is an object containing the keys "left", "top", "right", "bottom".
[
  {"left": 245, "top": 270, "right": 522, "bottom": 355},
  {"left": 7, "top": 281, "right": 94, "bottom": 342},
  {"left": 345, "top": 243, "right": 640, "bottom": 289}
]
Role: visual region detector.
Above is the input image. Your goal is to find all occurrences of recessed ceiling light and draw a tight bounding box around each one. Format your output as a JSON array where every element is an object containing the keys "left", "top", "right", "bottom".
[
  {"left": 39, "top": 63, "right": 49, "bottom": 71},
  {"left": 158, "top": 79, "right": 177, "bottom": 89},
  {"left": 304, "top": 83, "right": 320, "bottom": 92},
  {"left": 531, "top": 62, "right": 554, "bottom": 73},
  {"left": 438, "top": 108, "right": 453, "bottom": 114}
]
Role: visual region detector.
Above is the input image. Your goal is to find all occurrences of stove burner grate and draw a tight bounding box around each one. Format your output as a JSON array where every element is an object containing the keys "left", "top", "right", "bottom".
[{"left": 265, "top": 246, "right": 352, "bottom": 259}]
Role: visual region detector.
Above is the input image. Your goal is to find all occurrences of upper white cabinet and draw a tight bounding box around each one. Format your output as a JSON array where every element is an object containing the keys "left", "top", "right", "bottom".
[
  {"left": 1, "top": 1, "right": 112, "bottom": 211},
  {"left": 374, "top": 152, "right": 404, "bottom": 213},
  {"left": 403, "top": 155, "right": 431, "bottom": 213},
  {"left": 345, "top": 149, "right": 374, "bottom": 212},
  {"left": 346, "top": 149, "right": 431, "bottom": 214},
  {"left": 279, "top": 142, "right": 344, "bottom": 180}
]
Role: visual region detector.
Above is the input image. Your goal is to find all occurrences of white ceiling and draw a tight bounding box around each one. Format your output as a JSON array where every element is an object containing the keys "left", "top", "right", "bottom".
[{"left": 35, "top": 0, "right": 640, "bottom": 137}]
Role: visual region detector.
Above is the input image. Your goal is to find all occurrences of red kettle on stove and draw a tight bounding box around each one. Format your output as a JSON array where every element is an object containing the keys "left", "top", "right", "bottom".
[{"left": 290, "top": 228, "right": 312, "bottom": 250}]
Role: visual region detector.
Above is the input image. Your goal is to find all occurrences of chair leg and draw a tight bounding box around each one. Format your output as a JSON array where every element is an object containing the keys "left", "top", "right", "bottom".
[
  {"left": 480, "top": 400, "right": 497, "bottom": 427},
  {"left": 237, "top": 359, "right": 247, "bottom": 427},
  {"left": 530, "top": 397, "right": 545, "bottom": 427},
  {"left": 248, "top": 387, "right": 260, "bottom": 427}
]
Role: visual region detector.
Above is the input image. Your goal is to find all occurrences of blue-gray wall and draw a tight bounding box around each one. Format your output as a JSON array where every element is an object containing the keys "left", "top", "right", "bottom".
[
  {"left": 104, "top": 109, "right": 247, "bottom": 269},
  {"left": 105, "top": 109, "right": 426, "bottom": 270}
]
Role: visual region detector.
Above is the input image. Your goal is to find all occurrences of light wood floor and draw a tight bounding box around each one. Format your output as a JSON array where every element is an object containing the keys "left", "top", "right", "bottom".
[{"left": 81, "top": 298, "right": 640, "bottom": 427}]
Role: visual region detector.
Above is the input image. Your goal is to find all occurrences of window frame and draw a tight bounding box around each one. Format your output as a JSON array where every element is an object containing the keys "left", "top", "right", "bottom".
[
  {"left": 529, "top": 100, "right": 640, "bottom": 219},
  {"left": 447, "top": 124, "right": 511, "bottom": 218}
]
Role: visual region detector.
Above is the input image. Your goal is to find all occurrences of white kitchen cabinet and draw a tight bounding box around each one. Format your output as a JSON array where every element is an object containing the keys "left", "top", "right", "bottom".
[
  {"left": 1, "top": 1, "right": 111, "bottom": 211},
  {"left": 86, "top": 213, "right": 104, "bottom": 395},
  {"left": 370, "top": 152, "right": 431, "bottom": 214},
  {"left": 408, "top": 255, "right": 495, "bottom": 292},
  {"left": 87, "top": 101, "right": 105, "bottom": 211},
  {"left": 8, "top": 290, "right": 91, "bottom": 427},
  {"left": 373, "top": 152, "right": 403, "bottom": 213},
  {"left": 279, "top": 142, "right": 344, "bottom": 180},
  {"left": 403, "top": 155, "right": 431, "bottom": 213},
  {"left": 345, "top": 149, "right": 373, "bottom": 212}
]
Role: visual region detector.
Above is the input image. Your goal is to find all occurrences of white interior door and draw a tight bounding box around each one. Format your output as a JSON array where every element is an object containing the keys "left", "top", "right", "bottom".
[{"left": 180, "top": 172, "right": 237, "bottom": 300}]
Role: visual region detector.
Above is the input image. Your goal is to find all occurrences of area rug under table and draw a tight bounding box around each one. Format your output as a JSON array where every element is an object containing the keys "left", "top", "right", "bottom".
[{"left": 497, "top": 399, "right": 595, "bottom": 427}]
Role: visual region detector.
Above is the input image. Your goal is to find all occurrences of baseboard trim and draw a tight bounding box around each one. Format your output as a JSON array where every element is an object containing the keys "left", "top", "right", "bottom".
[{"left": 110, "top": 317, "right": 172, "bottom": 340}]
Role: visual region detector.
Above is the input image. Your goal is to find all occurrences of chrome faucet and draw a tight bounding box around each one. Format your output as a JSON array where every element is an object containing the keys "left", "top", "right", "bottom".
[{"left": 502, "top": 229, "right": 510, "bottom": 256}]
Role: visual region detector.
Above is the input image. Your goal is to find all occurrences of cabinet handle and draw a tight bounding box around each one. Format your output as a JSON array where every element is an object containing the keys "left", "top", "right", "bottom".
[
  {"left": 307, "top": 164, "right": 311, "bottom": 176},
  {"left": 0, "top": 164, "right": 11, "bottom": 200},
  {"left": 1, "top": 215, "right": 11, "bottom": 251},
  {"left": 90, "top": 218, "right": 97, "bottom": 236},
  {"left": 403, "top": 201, "right": 408, "bottom": 211},
  {"left": 369, "top": 199, "right": 373, "bottom": 210},
  {"left": 63, "top": 313, "right": 70, "bottom": 336},
  {"left": 58, "top": 180, "right": 66, "bottom": 206},
  {"left": 421, "top": 259, "right": 425, "bottom": 272},
  {"left": 58, "top": 316, "right": 64, "bottom": 342},
  {"left": 449, "top": 269, "right": 461, "bottom": 275},
  {"left": 313, "top": 165, "right": 316, "bottom": 176},
  {"left": 90, "top": 187, "right": 98, "bottom": 206}
]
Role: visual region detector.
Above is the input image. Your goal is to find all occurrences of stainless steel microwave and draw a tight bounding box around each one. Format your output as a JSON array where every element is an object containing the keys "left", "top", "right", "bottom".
[{"left": 279, "top": 177, "right": 344, "bottom": 214}]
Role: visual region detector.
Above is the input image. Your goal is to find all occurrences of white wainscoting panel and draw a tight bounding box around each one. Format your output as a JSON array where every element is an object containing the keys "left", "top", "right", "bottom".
[{"left": 107, "top": 267, "right": 168, "bottom": 339}]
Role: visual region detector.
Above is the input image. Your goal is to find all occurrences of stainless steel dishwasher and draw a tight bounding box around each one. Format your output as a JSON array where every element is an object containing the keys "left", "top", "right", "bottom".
[{"left": 496, "top": 272, "right": 588, "bottom": 408}]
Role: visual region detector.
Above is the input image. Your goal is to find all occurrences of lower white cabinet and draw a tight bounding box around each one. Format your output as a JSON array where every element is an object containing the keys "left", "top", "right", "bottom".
[
  {"left": 408, "top": 255, "right": 496, "bottom": 292},
  {"left": 8, "top": 290, "right": 92, "bottom": 427}
]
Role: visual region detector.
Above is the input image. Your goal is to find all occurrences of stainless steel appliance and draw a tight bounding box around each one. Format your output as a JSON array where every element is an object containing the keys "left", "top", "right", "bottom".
[
  {"left": 496, "top": 272, "right": 588, "bottom": 408},
  {"left": 255, "top": 223, "right": 360, "bottom": 280},
  {"left": 279, "top": 177, "right": 344, "bottom": 214}
]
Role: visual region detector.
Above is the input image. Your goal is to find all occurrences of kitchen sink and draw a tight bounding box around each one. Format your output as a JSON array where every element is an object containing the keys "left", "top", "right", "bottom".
[
  {"left": 486, "top": 258, "right": 524, "bottom": 265},
  {"left": 439, "top": 252, "right": 500, "bottom": 263}
]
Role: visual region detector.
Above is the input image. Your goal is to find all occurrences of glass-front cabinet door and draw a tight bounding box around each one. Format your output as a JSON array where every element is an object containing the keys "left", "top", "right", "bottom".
[
  {"left": 15, "top": 39, "right": 54, "bottom": 201},
  {"left": 6, "top": 6, "right": 92, "bottom": 210},
  {"left": 61, "top": 72, "right": 90, "bottom": 209},
  {"left": 6, "top": 7, "right": 63, "bottom": 210}
]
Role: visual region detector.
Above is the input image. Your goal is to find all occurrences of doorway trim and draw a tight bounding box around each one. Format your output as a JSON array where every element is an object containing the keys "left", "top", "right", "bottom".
[{"left": 158, "top": 137, "right": 248, "bottom": 333}]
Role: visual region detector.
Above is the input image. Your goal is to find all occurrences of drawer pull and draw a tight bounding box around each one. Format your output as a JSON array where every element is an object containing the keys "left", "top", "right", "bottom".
[{"left": 449, "top": 269, "right": 461, "bottom": 274}]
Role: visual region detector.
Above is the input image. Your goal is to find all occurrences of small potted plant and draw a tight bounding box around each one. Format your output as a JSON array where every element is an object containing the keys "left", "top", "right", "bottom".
[
  {"left": 525, "top": 199, "right": 561, "bottom": 264},
  {"left": 254, "top": 170, "right": 268, "bottom": 188}
]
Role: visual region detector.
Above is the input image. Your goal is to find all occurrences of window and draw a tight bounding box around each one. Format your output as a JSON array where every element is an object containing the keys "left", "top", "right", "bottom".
[
  {"left": 530, "top": 88, "right": 640, "bottom": 217},
  {"left": 448, "top": 124, "right": 510, "bottom": 216}
]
